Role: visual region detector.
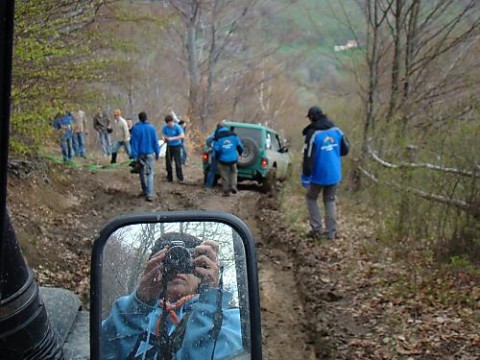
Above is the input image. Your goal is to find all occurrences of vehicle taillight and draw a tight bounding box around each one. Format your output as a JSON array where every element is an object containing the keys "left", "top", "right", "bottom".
[
  {"left": 261, "top": 158, "right": 268, "bottom": 168},
  {"left": 202, "top": 152, "right": 209, "bottom": 162}
]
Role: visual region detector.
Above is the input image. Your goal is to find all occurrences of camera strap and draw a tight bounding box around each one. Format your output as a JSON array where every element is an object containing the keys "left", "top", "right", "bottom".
[{"left": 210, "top": 265, "right": 225, "bottom": 360}]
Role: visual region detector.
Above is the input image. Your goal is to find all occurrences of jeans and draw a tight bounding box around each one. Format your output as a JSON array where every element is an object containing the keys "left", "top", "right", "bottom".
[
  {"left": 72, "top": 132, "right": 86, "bottom": 157},
  {"left": 306, "top": 183, "right": 338, "bottom": 238},
  {"left": 180, "top": 142, "right": 188, "bottom": 165},
  {"left": 205, "top": 158, "right": 217, "bottom": 188},
  {"left": 98, "top": 131, "right": 111, "bottom": 156},
  {"left": 165, "top": 146, "right": 183, "bottom": 181},
  {"left": 112, "top": 141, "right": 131, "bottom": 158},
  {"left": 60, "top": 137, "right": 74, "bottom": 162},
  {"left": 139, "top": 154, "right": 155, "bottom": 198}
]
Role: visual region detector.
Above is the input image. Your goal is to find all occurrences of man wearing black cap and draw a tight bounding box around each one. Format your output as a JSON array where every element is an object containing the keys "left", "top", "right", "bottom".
[{"left": 301, "top": 106, "right": 350, "bottom": 240}]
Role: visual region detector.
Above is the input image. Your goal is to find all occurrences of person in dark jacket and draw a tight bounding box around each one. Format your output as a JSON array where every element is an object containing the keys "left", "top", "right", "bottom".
[
  {"left": 93, "top": 106, "right": 111, "bottom": 157},
  {"left": 213, "top": 125, "right": 244, "bottom": 197},
  {"left": 204, "top": 122, "right": 225, "bottom": 188},
  {"left": 301, "top": 106, "right": 350, "bottom": 240},
  {"left": 130, "top": 111, "right": 160, "bottom": 202},
  {"left": 102, "top": 232, "right": 242, "bottom": 360}
]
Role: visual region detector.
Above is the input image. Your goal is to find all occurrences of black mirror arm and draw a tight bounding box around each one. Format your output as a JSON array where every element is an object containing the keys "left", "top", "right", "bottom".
[{"left": 0, "top": 0, "right": 15, "bottom": 255}]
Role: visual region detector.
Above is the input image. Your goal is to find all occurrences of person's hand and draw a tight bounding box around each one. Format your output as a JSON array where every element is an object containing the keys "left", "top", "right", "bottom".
[
  {"left": 136, "top": 247, "right": 168, "bottom": 304},
  {"left": 194, "top": 240, "right": 220, "bottom": 288},
  {"left": 301, "top": 173, "right": 311, "bottom": 188}
]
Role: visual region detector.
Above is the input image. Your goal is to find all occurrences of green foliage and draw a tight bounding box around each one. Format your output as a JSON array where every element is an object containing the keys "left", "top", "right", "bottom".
[{"left": 10, "top": 0, "right": 113, "bottom": 156}]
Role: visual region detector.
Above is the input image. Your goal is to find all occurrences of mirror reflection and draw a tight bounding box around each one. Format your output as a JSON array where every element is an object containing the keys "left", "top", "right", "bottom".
[{"left": 101, "top": 221, "right": 250, "bottom": 359}]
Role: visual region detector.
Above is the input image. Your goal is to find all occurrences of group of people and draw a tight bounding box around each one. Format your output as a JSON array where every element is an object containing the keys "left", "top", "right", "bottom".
[
  {"left": 126, "top": 111, "right": 188, "bottom": 202},
  {"left": 53, "top": 100, "right": 350, "bottom": 239},
  {"left": 98, "top": 105, "right": 350, "bottom": 358},
  {"left": 205, "top": 121, "right": 244, "bottom": 197},
  {"left": 52, "top": 103, "right": 88, "bottom": 162}
]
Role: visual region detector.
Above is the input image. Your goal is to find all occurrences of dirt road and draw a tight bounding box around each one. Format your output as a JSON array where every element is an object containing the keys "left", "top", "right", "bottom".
[{"left": 8, "top": 156, "right": 315, "bottom": 359}]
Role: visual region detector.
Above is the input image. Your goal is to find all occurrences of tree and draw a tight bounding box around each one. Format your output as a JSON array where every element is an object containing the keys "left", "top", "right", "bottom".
[
  {"left": 164, "top": 0, "right": 257, "bottom": 130},
  {"left": 353, "top": 0, "right": 480, "bottom": 258}
]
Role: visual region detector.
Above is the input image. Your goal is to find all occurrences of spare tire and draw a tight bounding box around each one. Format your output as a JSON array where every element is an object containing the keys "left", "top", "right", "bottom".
[{"left": 238, "top": 137, "right": 259, "bottom": 167}]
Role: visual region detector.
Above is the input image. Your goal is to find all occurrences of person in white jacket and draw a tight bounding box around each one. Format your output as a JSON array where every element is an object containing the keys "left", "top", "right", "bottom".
[{"left": 110, "top": 108, "right": 131, "bottom": 163}]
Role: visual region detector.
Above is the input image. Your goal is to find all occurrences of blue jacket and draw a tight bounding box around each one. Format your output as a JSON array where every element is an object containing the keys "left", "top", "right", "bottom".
[
  {"left": 53, "top": 113, "right": 73, "bottom": 139},
  {"left": 130, "top": 121, "right": 160, "bottom": 159},
  {"left": 162, "top": 123, "right": 184, "bottom": 147},
  {"left": 102, "top": 288, "right": 243, "bottom": 359},
  {"left": 302, "top": 116, "right": 349, "bottom": 186},
  {"left": 213, "top": 128, "right": 243, "bottom": 164}
]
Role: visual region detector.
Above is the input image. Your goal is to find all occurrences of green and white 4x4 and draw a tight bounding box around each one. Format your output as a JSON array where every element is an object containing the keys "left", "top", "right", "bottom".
[{"left": 202, "top": 121, "right": 292, "bottom": 192}]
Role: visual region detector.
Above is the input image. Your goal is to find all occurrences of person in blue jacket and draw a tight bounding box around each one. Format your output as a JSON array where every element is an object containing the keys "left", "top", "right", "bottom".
[
  {"left": 102, "top": 232, "right": 243, "bottom": 360},
  {"left": 204, "top": 122, "right": 226, "bottom": 189},
  {"left": 301, "top": 106, "right": 350, "bottom": 240},
  {"left": 130, "top": 111, "right": 160, "bottom": 202},
  {"left": 213, "top": 125, "right": 244, "bottom": 197},
  {"left": 53, "top": 111, "right": 74, "bottom": 162},
  {"left": 162, "top": 115, "right": 185, "bottom": 183}
]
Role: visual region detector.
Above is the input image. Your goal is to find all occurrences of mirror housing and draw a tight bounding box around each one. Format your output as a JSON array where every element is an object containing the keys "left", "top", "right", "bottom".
[{"left": 90, "top": 211, "right": 262, "bottom": 360}]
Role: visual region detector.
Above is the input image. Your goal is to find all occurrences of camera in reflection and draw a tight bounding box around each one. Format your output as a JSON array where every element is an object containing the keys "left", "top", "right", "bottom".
[{"left": 163, "top": 241, "right": 195, "bottom": 279}]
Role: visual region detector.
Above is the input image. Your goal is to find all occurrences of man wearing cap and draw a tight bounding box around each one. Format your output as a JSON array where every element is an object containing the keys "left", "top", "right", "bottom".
[
  {"left": 102, "top": 232, "right": 243, "bottom": 359},
  {"left": 302, "top": 106, "right": 350, "bottom": 240}
]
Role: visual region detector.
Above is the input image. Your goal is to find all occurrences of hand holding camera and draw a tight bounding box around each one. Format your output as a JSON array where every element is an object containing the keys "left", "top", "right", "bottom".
[
  {"left": 136, "top": 247, "right": 168, "bottom": 304},
  {"left": 137, "top": 241, "right": 220, "bottom": 304},
  {"left": 194, "top": 240, "right": 220, "bottom": 288}
]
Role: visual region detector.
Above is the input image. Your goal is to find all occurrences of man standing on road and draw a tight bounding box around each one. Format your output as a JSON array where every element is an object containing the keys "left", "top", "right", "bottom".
[
  {"left": 111, "top": 109, "right": 131, "bottom": 164},
  {"left": 72, "top": 105, "right": 88, "bottom": 158},
  {"left": 93, "top": 106, "right": 111, "bottom": 157},
  {"left": 53, "top": 110, "right": 74, "bottom": 163},
  {"left": 130, "top": 111, "right": 160, "bottom": 202},
  {"left": 162, "top": 114, "right": 185, "bottom": 183},
  {"left": 213, "top": 124, "right": 244, "bottom": 197},
  {"left": 301, "top": 106, "right": 350, "bottom": 240}
]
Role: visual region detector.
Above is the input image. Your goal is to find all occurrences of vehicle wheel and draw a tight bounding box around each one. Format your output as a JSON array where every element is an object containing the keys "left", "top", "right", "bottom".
[
  {"left": 261, "top": 168, "right": 277, "bottom": 193},
  {"left": 238, "top": 137, "right": 259, "bottom": 167}
]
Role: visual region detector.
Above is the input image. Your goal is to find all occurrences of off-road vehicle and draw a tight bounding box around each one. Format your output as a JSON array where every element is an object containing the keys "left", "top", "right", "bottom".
[{"left": 203, "top": 121, "right": 291, "bottom": 192}]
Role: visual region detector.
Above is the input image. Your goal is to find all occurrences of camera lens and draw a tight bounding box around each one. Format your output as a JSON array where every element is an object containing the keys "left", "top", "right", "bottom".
[{"left": 163, "top": 246, "right": 194, "bottom": 279}]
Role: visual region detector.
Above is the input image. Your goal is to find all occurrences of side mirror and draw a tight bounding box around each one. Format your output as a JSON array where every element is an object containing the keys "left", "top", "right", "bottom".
[{"left": 90, "top": 211, "right": 262, "bottom": 360}]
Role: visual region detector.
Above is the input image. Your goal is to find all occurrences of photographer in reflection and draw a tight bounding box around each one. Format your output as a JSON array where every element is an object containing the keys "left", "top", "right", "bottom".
[{"left": 102, "top": 233, "right": 242, "bottom": 360}]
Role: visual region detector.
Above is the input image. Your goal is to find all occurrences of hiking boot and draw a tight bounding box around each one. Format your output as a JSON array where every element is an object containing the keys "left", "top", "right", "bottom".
[
  {"left": 222, "top": 192, "right": 230, "bottom": 197},
  {"left": 231, "top": 188, "right": 238, "bottom": 194},
  {"left": 146, "top": 196, "right": 154, "bottom": 202},
  {"left": 306, "top": 229, "right": 328, "bottom": 239}
]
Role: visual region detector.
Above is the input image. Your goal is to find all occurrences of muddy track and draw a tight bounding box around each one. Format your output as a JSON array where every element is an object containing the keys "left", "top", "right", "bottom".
[{"left": 8, "top": 157, "right": 314, "bottom": 360}]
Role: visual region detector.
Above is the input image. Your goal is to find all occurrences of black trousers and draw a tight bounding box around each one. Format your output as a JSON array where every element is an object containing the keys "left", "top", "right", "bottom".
[{"left": 165, "top": 145, "right": 183, "bottom": 181}]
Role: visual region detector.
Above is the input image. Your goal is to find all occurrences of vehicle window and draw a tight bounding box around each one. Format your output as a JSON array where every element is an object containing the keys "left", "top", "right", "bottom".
[
  {"left": 269, "top": 133, "right": 280, "bottom": 151},
  {"left": 265, "top": 133, "right": 272, "bottom": 149},
  {"left": 231, "top": 127, "right": 262, "bottom": 148},
  {"left": 274, "top": 135, "right": 283, "bottom": 151}
]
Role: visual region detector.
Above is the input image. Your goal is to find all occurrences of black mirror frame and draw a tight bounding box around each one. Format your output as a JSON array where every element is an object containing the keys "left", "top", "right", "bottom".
[{"left": 90, "top": 210, "right": 262, "bottom": 360}]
